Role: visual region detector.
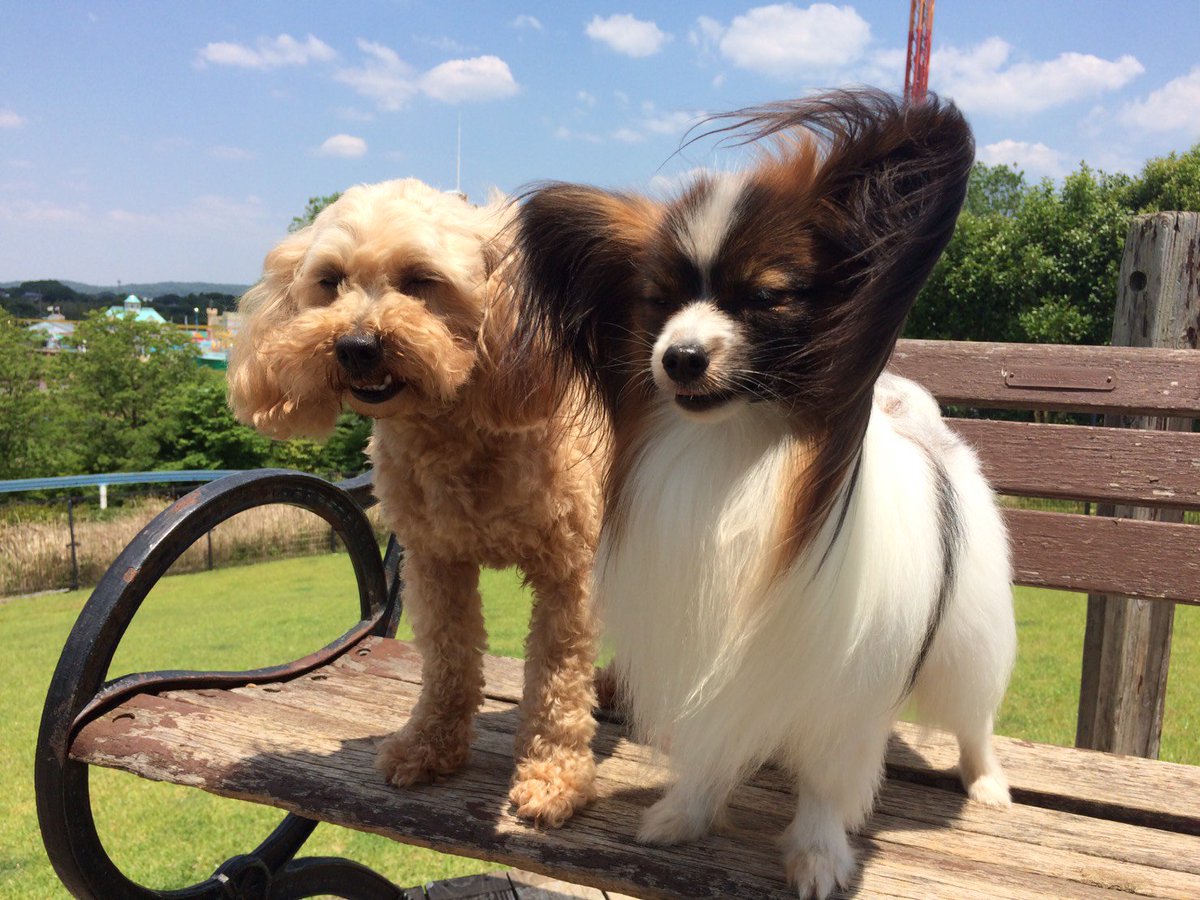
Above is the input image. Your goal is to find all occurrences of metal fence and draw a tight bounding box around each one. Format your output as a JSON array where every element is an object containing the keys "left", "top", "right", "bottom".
[{"left": 0, "top": 474, "right": 384, "bottom": 597}]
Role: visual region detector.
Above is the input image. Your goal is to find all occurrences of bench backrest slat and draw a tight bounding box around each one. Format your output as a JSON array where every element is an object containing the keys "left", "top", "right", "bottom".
[
  {"left": 887, "top": 339, "right": 1199, "bottom": 606},
  {"left": 951, "top": 419, "right": 1200, "bottom": 510},
  {"left": 1007, "top": 508, "right": 1200, "bottom": 603},
  {"left": 891, "top": 339, "right": 1200, "bottom": 417}
]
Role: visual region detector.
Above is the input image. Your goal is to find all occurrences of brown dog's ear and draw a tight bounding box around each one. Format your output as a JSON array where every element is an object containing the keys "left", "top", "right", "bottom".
[
  {"left": 514, "top": 183, "right": 660, "bottom": 408},
  {"left": 227, "top": 226, "right": 321, "bottom": 437}
]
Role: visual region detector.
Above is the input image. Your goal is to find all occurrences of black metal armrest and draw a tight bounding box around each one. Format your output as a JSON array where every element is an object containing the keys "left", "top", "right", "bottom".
[{"left": 35, "top": 468, "right": 404, "bottom": 899}]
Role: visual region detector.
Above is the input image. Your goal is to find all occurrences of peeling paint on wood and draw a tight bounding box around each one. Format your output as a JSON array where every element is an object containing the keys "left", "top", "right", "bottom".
[{"left": 69, "top": 639, "right": 1200, "bottom": 899}]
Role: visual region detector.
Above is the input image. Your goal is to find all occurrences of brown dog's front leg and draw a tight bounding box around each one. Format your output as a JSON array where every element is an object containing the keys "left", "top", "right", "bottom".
[
  {"left": 509, "top": 551, "right": 599, "bottom": 827},
  {"left": 376, "top": 554, "right": 486, "bottom": 787}
]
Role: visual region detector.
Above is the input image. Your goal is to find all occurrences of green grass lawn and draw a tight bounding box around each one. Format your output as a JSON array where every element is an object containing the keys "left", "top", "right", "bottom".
[{"left": 3, "top": 555, "right": 1197, "bottom": 896}]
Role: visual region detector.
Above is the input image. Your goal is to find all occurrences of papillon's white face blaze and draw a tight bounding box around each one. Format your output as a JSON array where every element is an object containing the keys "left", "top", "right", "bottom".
[{"left": 650, "top": 301, "right": 746, "bottom": 422}]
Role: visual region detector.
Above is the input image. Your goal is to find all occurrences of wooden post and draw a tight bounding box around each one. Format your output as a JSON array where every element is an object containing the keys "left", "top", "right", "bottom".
[{"left": 1076, "top": 212, "right": 1199, "bottom": 757}]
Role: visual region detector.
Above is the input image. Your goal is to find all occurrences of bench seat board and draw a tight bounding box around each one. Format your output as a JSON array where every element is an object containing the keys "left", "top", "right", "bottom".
[{"left": 71, "top": 638, "right": 1200, "bottom": 899}]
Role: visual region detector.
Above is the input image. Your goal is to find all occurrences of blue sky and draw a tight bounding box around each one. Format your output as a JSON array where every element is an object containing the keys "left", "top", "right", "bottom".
[{"left": 3, "top": 2, "right": 1198, "bottom": 287}]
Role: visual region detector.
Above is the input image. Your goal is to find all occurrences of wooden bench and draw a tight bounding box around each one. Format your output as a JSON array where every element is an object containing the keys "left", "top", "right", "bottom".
[{"left": 35, "top": 338, "right": 1200, "bottom": 899}]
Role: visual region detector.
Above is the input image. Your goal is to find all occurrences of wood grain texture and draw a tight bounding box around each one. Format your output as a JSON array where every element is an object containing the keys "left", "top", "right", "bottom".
[
  {"left": 889, "top": 339, "right": 1200, "bottom": 416},
  {"left": 70, "top": 639, "right": 1200, "bottom": 899},
  {"left": 1005, "top": 508, "right": 1200, "bottom": 604},
  {"left": 1077, "top": 212, "right": 1199, "bottom": 757},
  {"left": 950, "top": 418, "right": 1200, "bottom": 509}
]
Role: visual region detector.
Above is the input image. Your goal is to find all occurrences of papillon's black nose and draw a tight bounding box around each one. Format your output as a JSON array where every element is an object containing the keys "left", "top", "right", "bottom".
[
  {"left": 661, "top": 343, "right": 709, "bottom": 384},
  {"left": 334, "top": 332, "right": 383, "bottom": 377}
]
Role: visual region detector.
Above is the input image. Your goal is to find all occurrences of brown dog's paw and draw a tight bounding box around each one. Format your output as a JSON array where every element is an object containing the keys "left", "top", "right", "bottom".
[
  {"left": 375, "top": 723, "right": 471, "bottom": 788},
  {"left": 509, "top": 751, "right": 597, "bottom": 827}
]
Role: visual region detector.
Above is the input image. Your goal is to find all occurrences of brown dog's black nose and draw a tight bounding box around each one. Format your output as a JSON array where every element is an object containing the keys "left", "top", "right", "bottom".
[
  {"left": 661, "top": 343, "right": 709, "bottom": 384},
  {"left": 334, "top": 332, "right": 383, "bottom": 378}
]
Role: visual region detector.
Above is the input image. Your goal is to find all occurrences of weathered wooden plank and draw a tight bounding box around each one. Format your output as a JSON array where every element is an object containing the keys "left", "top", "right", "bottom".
[
  {"left": 70, "top": 641, "right": 1200, "bottom": 899},
  {"left": 948, "top": 418, "right": 1200, "bottom": 509},
  {"left": 1074, "top": 213, "right": 1200, "bottom": 758},
  {"left": 326, "top": 638, "right": 1200, "bottom": 835},
  {"left": 889, "top": 339, "right": 1200, "bottom": 416},
  {"left": 1004, "top": 508, "right": 1200, "bottom": 604},
  {"left": 75, "top": 688, "right": 1170, "bottom": 899}
]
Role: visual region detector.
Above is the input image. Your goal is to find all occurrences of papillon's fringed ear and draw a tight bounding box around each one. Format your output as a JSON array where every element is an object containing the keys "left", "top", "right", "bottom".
[
  {"left": 736, "top": 91, "right": 972, "bottom": 382},
  {"left": 513, "top": 183, "right": 659, "bottom": 409}
]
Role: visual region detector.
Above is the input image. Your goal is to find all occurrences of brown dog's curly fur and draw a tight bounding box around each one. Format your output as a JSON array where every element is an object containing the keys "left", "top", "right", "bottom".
[{"left": 228, "top": 178, "right": 605, "bottom": 827}]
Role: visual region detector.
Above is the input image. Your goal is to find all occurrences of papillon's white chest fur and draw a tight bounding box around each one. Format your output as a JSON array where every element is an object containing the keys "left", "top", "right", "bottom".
[{"left": 602, "top": 375, "right": 1015, "bottom": 893}]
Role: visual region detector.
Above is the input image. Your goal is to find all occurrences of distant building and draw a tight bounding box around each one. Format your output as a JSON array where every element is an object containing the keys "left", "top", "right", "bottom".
[
  {"left": 105, "top": 294, "right": 166, "bottom": 323},
  {"left": 206, "top": 307, "right": 242, "bottom": 336},
  {"left": 28, "top": 318, "right": 75, "bottom": 351}
]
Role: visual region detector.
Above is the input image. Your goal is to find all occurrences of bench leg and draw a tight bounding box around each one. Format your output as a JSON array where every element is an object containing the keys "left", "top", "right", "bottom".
[
  {"left": 509, "top": 555, "right": 599, "bottom": 827},
  {"left": 376, "top": 556, "right": 486, "bottom": 787}
]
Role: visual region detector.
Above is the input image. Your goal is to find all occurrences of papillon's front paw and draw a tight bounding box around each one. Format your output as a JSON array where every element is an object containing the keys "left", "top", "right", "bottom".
[
  {"left": 965, "top": 771, "right": 1011, "bottom": 808},
  {"left": 637, "top": 791, "right": 715, "bottom": 846},
  {"left": 783, "top": 839, "right": 856, "bottom": 900}
]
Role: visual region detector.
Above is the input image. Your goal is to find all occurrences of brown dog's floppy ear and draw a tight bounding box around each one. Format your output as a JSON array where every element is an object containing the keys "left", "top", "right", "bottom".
[
  {"left": 514, "top": 184, "right": 659, "bottom": 409},
  {"left": 227, "top": 226, "right": 317, "bottom": 437}
]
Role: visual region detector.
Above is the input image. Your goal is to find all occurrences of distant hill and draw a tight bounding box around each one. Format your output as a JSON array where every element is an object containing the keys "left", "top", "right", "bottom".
[{"left": 0, "top": 280, "right": 252, "bottom": 297}]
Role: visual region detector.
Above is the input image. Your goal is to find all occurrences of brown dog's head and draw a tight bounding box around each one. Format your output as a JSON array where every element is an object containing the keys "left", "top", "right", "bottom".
[{"left": 228, "top": 178, "right": 509, "bottom": 438}]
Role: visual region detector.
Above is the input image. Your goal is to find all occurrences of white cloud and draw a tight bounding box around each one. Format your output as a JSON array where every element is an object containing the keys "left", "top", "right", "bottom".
[
  {"left": 558, "top": 104, "right": 705, "bottom": 146},
  {"left": 577, "top": 90, "right": 597, "bottom": 107},
  {"left": 106, "top": 195, "right": 270, "bottom": 229},
  {"left": 0, "top": 109, "right": 26, "bottom": 128},
  {"left": 553, "top": 125, "right": 603, "bottom": 144},
  {"left": 639, "top": 107, "right": 706, "bottom": 136},
  {"left": 335, "top": 40, "right": 418, "bottom": 111},
  {"left": 1119, "top": 67, "right": 1200, "bottom": 137},
  {"left": 209, "top": 145, "right": 255, "bottom": 160},
  {"left": 419, "top": 56, "right": 519, "bottom": 104},
  {"left": 935, "top": 38, "right": 1143, "bottom": 115},
  {"left": 690, "top": 15, "right": 724, "bottom": 51},
  {"left": 416, "top": 35, "right": 476, "bottom": 55},
  {"left": 337, "top": 42, "right": 518, "bottom": 108},
  {"left": 586, "top": 14, "right": 671, "bottom": 58},
  {"left": 511, "top": 14, "right": 543, "bottom": 32},
  {"left": 317, "top": 134, "right": 368, "bottom": 158},
  {"left": 196, "top": 33, "right": 335, "bottom": 70},
  {"left": 0, "top": 200, "right": 89, "bottom": 224},
  {"left": 978, "top": 139, "right": 1067, "bottom": 178},
  {"left": 710, "top": 4, "right": 871, "bottom": 77}
]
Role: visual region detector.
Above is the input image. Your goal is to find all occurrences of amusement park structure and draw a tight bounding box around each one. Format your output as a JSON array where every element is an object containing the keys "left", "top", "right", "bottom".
[{"left": 905, "top": 0, "right": 935, "bottom": 104}]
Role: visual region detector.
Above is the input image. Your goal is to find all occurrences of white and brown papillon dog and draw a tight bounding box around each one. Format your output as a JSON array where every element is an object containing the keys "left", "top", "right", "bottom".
[{"left": 513, "top": 90, "right": 1016, "bottom": 897}]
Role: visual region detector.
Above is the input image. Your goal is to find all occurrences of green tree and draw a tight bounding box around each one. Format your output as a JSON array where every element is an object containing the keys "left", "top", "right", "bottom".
[
  {"left": 153, "top": 367, "right": 272, "bottom": 470},
  {"left": 0, "top": 311, "right": 64, "bottom": 478},
  {"left": 909, "top": 162, "right": 1131, "bottom": 345},
  {"left": 288, "top": 193, "right": 342, "bottom": 232},
  {"left": 59, "top": 312, "right": 199, "bottom": 472},
  {"left": 1122, "top": 144, "right": 1200, "bottom": 213}
]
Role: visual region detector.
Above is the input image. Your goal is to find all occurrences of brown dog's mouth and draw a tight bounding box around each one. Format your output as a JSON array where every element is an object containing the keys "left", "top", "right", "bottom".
[{"left": 348, "top": 373, "right": 405, "bottom": 404}]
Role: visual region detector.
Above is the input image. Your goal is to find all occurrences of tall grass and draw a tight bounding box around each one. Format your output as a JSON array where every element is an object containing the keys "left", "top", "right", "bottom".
[{"left": 0, "top": 496, "right": 387, "bottom": 596}]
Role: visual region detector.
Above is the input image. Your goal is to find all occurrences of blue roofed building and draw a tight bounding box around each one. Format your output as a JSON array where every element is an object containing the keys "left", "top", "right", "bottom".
[{"left": 105, "top": 294, "right": 166, "bottom": 323}]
